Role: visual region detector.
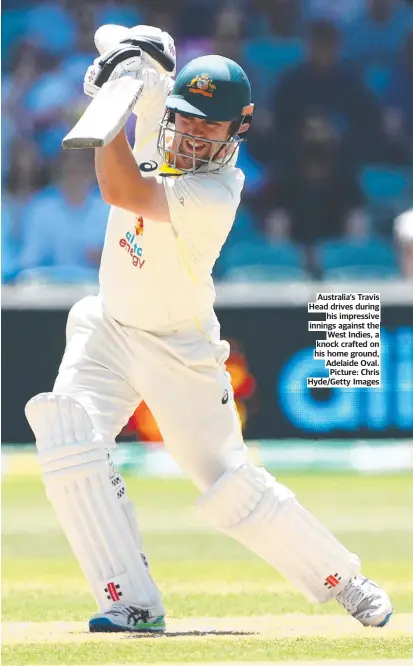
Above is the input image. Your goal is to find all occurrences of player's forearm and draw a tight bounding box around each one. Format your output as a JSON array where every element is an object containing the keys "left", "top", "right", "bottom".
[
  {"left": 95, "top": 129, "right": 144, "bottom": 207},
  {"left": 95, "top": 129, "right": 170, "bottom": 221}
]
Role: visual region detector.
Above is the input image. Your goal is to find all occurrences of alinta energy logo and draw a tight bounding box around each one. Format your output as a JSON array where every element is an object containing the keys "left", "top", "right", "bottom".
[
  {"left": 120, "top": 338, "right": 257, "bottom": 442},
  {"left": 119, "top": 218, "right": 145, "bottom": 269}
]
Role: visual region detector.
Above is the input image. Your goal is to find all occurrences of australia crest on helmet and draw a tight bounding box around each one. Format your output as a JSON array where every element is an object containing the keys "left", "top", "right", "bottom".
[{"left": 187, "top": 73, "right": 216, "bottom": 97}]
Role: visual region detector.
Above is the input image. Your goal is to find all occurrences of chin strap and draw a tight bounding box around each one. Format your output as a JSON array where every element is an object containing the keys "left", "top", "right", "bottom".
[{"left": 158, "top": 161, "right": 184, "bottom": 177}]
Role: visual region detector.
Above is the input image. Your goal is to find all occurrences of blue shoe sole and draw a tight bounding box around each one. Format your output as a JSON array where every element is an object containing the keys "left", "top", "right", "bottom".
[
  {"left": 89, "top": 617, "right": 165, "bottom": 633},
  {"left": 376, "top": 611, "right": 392, "bottom": 628}
]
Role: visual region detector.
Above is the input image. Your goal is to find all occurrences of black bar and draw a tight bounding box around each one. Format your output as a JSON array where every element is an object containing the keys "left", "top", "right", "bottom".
[{"left": 2, "top": 305, "right": 413, "bottom": 443}]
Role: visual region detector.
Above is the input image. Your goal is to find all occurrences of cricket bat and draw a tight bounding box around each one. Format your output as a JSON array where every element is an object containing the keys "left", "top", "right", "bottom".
[{"left": 62, "top": 76, "right": 143, "bottom": 150}]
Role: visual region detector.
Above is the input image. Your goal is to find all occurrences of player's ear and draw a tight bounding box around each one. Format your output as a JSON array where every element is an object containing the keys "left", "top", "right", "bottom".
[{"left": 238, "top": 103, "right": 254, "bottom": 137}]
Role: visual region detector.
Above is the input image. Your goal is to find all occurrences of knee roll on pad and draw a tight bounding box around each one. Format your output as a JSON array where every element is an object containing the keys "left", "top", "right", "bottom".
[
  {"left": 196, "top": 462, "right": 294, "bottom": 529},
  {"left": 197, "top": 464, "right": 360, "bottom": 603},
  {"left": 25, "top": 393, "right": 164, "bottom": 614},
  {"left": 26, "top": 393, "right": 108, "bottom": 475}
]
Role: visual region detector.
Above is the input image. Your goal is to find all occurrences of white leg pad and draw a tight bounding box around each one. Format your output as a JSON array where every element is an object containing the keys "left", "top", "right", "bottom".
[
  {"left": 196, "top": 464, "right": 360, "bottom": 603},
  {"left": 25, "top": 392, "right": 164, "bottom": 614}
]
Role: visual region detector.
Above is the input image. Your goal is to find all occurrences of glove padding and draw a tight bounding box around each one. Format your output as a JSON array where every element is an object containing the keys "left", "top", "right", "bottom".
[
  {"left": 84, "top": 44, "right": 143, "bottom": 99},
  {"left": 84, "top": 25, "right": 176, "bottom": 101},
  {"left": 121, "top": 25, "right": 176, "bottom": 77}
]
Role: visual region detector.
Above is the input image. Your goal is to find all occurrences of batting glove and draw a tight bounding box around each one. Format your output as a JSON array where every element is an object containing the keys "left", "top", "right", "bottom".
[
  {"left": 84, "top": 43, "right": 144, "bottom": 99},
  {"left": 121, "top": 25, "right": 176, "bottom": 77}
]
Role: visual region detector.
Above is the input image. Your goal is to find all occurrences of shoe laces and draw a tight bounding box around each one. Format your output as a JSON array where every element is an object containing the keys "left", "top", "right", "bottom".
[
  {"left": 105, "top": 602, "right": 130, "bottom": 616},
  {"left": 106, "top": 602, "right": 151, "bottom": 624}
]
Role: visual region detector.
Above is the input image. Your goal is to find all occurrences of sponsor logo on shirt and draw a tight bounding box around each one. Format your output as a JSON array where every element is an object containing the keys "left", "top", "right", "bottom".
[
  {"left": 119, "top": 230, "right": 145, "bottom": 269},
  {"left": 135, "top": 216, "right": 144, "bottom": 235},
  {"left": 139, "top": 161, "right": 158, "bottom": 173}
]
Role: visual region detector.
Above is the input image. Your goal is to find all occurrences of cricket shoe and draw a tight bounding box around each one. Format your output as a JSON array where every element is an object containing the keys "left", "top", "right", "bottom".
[
  {"left": 336, "top": 575, "right": 392, "bottom": 627},
  {"left": 89, "top": 602, "right": 166, "bottom": 633}
]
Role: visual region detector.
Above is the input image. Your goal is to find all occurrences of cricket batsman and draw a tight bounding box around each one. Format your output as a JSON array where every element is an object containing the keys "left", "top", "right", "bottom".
[{"left": 25, "top": 25, "right": 392, "bottom": 633}]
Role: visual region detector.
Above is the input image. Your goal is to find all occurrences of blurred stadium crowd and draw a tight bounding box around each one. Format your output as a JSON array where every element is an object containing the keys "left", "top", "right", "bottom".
[{"left": 2, "top": 0, "right": 413, "bottom": 284}]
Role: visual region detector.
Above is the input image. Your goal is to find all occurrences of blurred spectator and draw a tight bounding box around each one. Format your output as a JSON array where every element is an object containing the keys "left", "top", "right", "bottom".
[
  {"left": 265, "top": 0, "right": 301, "bottom": 38},
  {"left": 213, "top": 7, "right": 245, "bottom": 62},
  {"left": 343, "top": 0, "right": 413, "bottom": 64},
  {"left": 24, "top": 57, "right": 78, "bottom": 158},
  {"left": 2, "top": 203, "right": 20, "bottom": 283},
  {"left": 2, "top": 6, "right": 30, "bottom": 65},
  {"left": 303, "top": 0, "right": 364, "bottom": 25},
  {"left": 272, "top": 20, "right": 384, "bottom": 169},
  {"left": 383, "top": 31, "right": 413, "bottom": 160},
  {"left": 61, "top": 4, "right": 105, "bottom": 139},
  {"left": 242, "top": 1, "right": 305, "bottom": 160},
  {"left": 2, "top": 43, "right": 46, "bottom": 131},
  {"left": 18, "top": 152, "right": 108, "bottom": 273},
  {"left": 95, "top": 0, "right": 145, "bottom": 32},
  {"left": 4, "top": 137, "right": 49, "bottom": 242},
  {"left": 77, "top": 2, "right": 101, "bottom": 53},
  {"left": 177, "top": 6, "right": 244, "bottom": 71},
  {"left": 256, "top": 120, "right": 367, "bottom": 247},
  {"left": 245, "top": 0, "right": 301, "bottom": 39},
  {"left": 25, "top": 1, "right": 77, "bottom": 56},
  {"left": 243, "top": 0, "right": 303, "bottom": 114},
  {"left": 236, "top": 144, "right": 268, "bottom": 197},
  {"left": 394, "top": 209, "right": 413, "bottom": 277},
  {"left": 2, "top": 43, "right": 46, "bottom": 173},
  {"left": 177, "top": 0, "right": 214, "bottom": 41},
  {"left": 145, "top": 2, "right": 179, "bottom": 39},
  {"left": 4, "top": 137, "right": 47, "bottom": 199}
]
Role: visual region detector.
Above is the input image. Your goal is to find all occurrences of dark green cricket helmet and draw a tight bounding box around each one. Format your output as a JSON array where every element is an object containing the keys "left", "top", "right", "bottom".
[
  {"left": 166, "top": 55, "right": 252, "bottom": 121},
  {"left": 158, "top": 55, "right": 254, "bottom": 173}
]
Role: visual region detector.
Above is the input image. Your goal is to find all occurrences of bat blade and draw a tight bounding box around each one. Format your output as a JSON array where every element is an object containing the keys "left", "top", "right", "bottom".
[{"left": 62, "top": 77, "right": 143, "bottom": 150}]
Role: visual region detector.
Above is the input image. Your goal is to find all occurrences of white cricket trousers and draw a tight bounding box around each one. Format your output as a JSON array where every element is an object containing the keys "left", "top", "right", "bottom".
[{"left": 54, "top": 295, "right": 248, "bottom": 490}]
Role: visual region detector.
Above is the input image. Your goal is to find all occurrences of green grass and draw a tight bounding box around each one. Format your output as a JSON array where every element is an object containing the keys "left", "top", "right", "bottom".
[
  {"left": 2, "top": 471, "right": 413, "bottom": 663},
  {"left": 4, "top": 637, "right": 413, "bottom": 665}
]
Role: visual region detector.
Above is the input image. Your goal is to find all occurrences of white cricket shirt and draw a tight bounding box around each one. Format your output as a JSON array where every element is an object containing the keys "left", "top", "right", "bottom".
[{"left": 99, "top": 76, "right": 245, "bottom": 331}]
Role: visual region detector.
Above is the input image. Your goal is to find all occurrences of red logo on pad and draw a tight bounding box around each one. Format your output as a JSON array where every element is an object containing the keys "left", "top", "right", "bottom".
[
  {"left": 324, "top": 573, "right": 342, "bottom": 589},
  {"left": 105, "top": 582, "right": 122, "bottom": 601}
]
